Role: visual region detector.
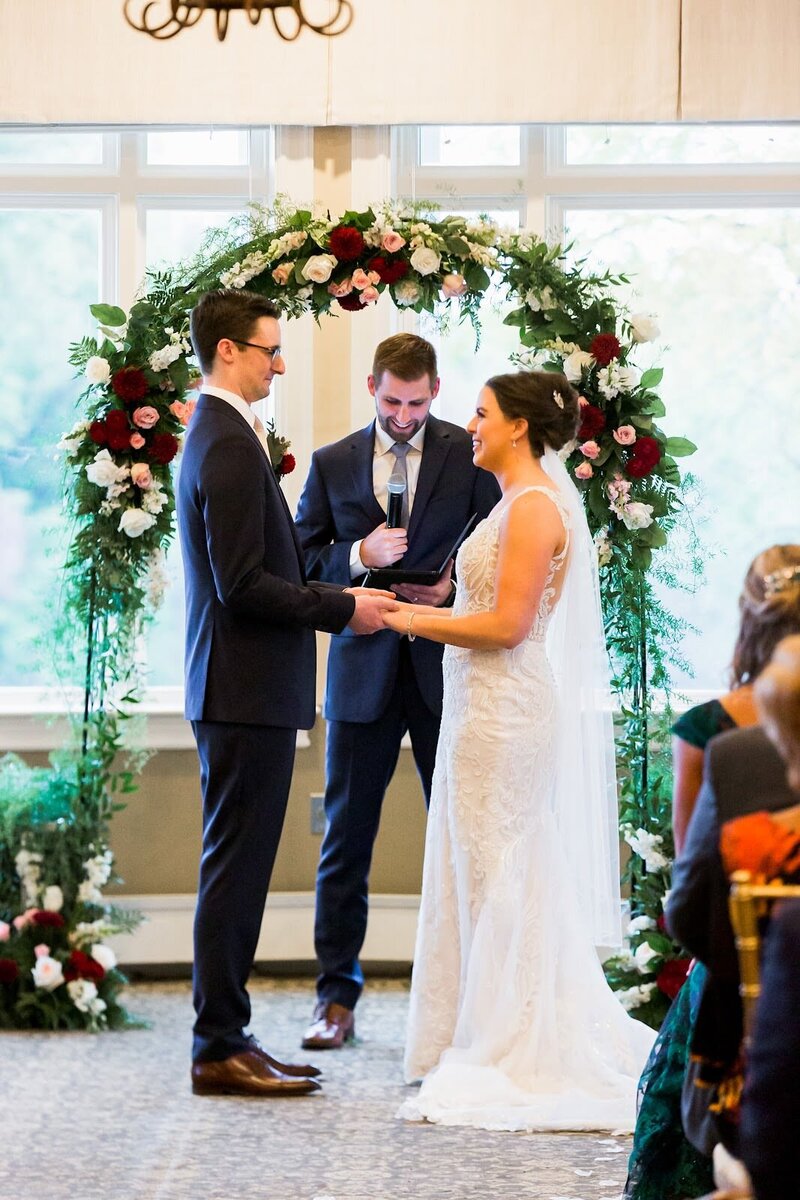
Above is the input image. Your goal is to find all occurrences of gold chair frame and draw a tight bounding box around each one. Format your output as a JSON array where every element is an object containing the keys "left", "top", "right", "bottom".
[{"left": 728, "top": 869, "right": 800, "bottom": 1039}]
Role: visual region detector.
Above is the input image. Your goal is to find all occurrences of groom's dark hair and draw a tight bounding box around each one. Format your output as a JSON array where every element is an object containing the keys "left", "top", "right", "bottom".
[
  {"left": 190, "top": 289, "right": 280, "bottom": 374},
  {"left": 487, "top": 371, "right": 579, "bottom": 457}
]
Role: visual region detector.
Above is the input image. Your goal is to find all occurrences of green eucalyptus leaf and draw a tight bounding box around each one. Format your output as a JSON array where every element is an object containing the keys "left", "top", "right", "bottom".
[
  {"left": 90, "top": 303, "right": 127, "bottom": 328},
  {"left": 639, "top": 367, "right": 664, "bottom": 390},
  {"left": 663, "top": 436, "right": 697, "bottom": 458}
]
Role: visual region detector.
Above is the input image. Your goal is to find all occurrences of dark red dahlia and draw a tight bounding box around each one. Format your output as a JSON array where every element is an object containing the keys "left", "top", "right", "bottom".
[
  {"left": 577, "top": 403, "right": 606, "bottom": 442},
  {"left": 150, "top": 432, "right": 179, "bottom": 465},
  {"left": 656, "top": 957, "right": 691, "bottom": 999},
  {"left": 89, "top": 420, "right": 108, "bottom": 445},
  {"left": 590, "top": 333, "right": 621, "bottom": 366},
  {"left": 329, "top": 225, "right": 365, "bottom": 261},
  {"left": 111, "top": 366, "right": 149, "bottom": 403},
  {"left": 626, "top": 435, "right": 661, "bottom": 479},
  {"left": 64, "top": 949, "right": 105, "bottom": 983},
  {"left": 338, "top": 293, "right": 365, "bottom": 312},
  {"left": 278, "top": 452, "right": 296, "bottom": 477},
  {"left": 367, "top": 255, "right": 408, "bottom": 285},
  {"left": 105, "top": 409, "right": 132, "bottom": 451},
  {"left": 0, "top": 958, "right": 19, "bottom": 984},
  {"left": 31, "top": 910, "right": 66, "bottom": 928}
]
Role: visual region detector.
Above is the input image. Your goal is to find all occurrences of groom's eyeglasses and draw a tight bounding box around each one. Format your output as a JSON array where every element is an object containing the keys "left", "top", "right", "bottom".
[{"left": 232, "top": 339, "right": 283, "bottom": 362}]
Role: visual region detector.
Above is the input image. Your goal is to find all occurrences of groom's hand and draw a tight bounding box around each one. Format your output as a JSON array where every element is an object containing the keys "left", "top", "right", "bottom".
[{"left": 345, "top": 588, "right": 399, "bottom": 635}]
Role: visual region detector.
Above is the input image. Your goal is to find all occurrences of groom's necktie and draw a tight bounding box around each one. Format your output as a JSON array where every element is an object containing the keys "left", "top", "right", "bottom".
[
  {"left": 390, "top": 441, "right": 411, "bottom": 528},
  {"left": 252, "top": 414, "right": 270, "bottom": 459}
]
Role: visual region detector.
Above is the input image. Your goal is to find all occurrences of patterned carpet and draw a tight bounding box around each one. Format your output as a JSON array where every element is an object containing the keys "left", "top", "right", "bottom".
[{"left": 1, "top": 979, "right": 632, "bottom": 1200}]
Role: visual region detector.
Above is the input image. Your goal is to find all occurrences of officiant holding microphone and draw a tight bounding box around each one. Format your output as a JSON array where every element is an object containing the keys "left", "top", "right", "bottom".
[{"left": 295, "top": 333, "right": 500, "bottom": 1050}]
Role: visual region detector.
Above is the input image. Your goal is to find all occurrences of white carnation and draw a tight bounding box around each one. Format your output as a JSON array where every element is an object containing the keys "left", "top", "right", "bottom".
[
  {"left": 91, "top": 944, "right": 117, "bottom": 972},
  {"left": 630, "top": 313, "right": 660, "bottom": 343},
  {"left": 119, "top": 508, "right": 157, "bottom": 538},
  {"left": 86, "top": 450, "right": 128, "bottom": 489},
  {"left": 85, "top": 356, "right": 111, "bottom": 386},
  {"left": 617, "top": 983, "right": 657, "bottom": 1011},
  {"left": 409, "top": 246, "right": 441, "bottom": 276},
  {"left": 32, "top": 955, "right": 65, "bottom": 991},
  {"left": 42, "top": 885, "right": 64, "bottom": 913},
  {"left": 617, "top": 366, "right": 640, "bottom": 393},
  {"left": 393, "top": 279, "right": 421, "bottom": 307},
  {"left": 301, "top": 254, "right": 337, "bottom": 284},
  {"left": 142, "top": 485, "right": 169, "bottom": 515},
  {"left": 67, "top": 978, "right": 99, "bottom": 1012}
]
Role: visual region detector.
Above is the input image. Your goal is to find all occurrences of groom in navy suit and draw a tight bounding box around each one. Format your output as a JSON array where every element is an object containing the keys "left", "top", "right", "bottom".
[
  {"left": 178, "top": 290, "right": 396, "bottom": 1097},
  {"left": 295, "top": 333, "right": 500, "bottom": 1049}
]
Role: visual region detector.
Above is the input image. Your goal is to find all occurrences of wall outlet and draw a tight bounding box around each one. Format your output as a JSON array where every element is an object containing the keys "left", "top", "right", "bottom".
[{"left": 310, "top": 793, "right": 326, "bottom": 836}]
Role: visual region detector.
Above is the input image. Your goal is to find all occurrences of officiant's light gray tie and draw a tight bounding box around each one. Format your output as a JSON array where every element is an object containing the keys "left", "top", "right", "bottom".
[{"left": 390, "top": 441, "right": 411, "bottom": 528}]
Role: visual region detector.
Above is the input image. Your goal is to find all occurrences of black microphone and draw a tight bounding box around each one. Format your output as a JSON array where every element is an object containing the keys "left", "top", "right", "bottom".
[{"left": 386, "top": 472, "right": 407, "bottom": 528}]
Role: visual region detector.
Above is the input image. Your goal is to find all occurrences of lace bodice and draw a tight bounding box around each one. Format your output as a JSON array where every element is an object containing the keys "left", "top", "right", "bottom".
[{"left": 453, "top": 485, "right": 571, "bottom": 643}]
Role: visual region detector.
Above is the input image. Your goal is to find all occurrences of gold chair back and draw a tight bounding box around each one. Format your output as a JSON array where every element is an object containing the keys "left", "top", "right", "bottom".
[{"left": 728, "top": 870, "right": 800, "bottom": 1039}]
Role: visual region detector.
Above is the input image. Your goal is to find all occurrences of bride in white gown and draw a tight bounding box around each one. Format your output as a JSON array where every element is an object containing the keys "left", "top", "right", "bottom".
[{"left": 382, "top": 370, "right": 655, "bottom": 1132}]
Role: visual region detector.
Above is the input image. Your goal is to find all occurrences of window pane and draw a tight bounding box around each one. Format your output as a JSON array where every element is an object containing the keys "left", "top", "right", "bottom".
[
  {"left": 566, "top": 124, "right": 800, "bottom": 166},
  {"left": 146, "top": 130, "right": 249, "bottom": 167},
  {"left": 419, "top": 125, "right": 521, "bottom": 167},
  {"left": 0, "top": 131, "right": 104, "bottom": 166},
  {"left": 145, "top": 206, "right": 243, "bottom": 269},
  {"left": 423, "top": 210, "right": 521, "bottom": 427},
  {"left": 0, "top": 207, "right": 102, "bottom": 685},
  {"left": 564, "top": 205, "right": 800, "bottom": 692}
]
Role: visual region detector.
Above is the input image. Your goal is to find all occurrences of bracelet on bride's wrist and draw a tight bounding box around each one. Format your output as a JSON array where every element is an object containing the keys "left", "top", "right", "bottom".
[{"left": 407, "top": 611, "right": 416, "bottom": 642}]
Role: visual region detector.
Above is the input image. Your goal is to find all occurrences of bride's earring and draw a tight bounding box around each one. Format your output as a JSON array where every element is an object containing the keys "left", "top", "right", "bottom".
[{"left": 511, "top": 439, "right": 517, "bottom": 449}]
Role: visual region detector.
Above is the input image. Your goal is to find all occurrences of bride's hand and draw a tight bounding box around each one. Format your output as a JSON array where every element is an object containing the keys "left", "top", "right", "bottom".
[{"left": 382, "top": 603, "right": 413, "bottom": 632}]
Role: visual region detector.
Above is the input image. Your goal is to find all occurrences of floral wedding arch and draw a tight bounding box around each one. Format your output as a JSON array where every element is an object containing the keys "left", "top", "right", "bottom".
[{"left": 0, "top": 199, "right": 697, "bottom": 1030}]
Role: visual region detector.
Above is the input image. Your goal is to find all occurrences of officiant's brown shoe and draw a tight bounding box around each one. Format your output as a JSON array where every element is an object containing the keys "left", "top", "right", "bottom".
[
  {"left": 301, "top": 1001, "right": 355, "bottom": 1050},
  {"left": 191, "top": 1050, "right": 321, "bottom": 1097},
  {"left": 247, "top": 1036, "right": 322, "bottom": 1079}
]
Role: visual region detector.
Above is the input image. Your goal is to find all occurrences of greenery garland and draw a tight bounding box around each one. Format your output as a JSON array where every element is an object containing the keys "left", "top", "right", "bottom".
[{"left": 0, "top": 198, "right": 698, "bottom": 1030}]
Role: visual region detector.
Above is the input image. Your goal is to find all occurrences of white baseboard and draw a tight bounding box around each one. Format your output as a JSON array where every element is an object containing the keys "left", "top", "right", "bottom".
[{"left": 108, "top": 891, "right": 420, "bottom": 966}]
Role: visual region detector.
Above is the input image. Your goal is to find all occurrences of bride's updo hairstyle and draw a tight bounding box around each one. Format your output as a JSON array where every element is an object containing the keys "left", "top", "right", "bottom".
[
  {"left": 486, "top": 370, "right": 579, "bottom": 457},
  {"left": 731, "top": 544, "right": 800, "bottom": 686}
]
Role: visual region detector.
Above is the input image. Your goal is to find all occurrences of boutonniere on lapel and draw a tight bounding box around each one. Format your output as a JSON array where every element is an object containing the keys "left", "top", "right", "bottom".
[{"left": 265, "top": 420, "right": 296, "bottom": 483}]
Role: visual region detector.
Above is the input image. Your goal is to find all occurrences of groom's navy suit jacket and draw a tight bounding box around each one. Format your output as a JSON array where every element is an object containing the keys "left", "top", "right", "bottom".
[
  {"left": 179, "top": 393, "right": 353, "bottom": 729},
  {"left": 295, "top": 415, "right": 500, "bottom": 722}
]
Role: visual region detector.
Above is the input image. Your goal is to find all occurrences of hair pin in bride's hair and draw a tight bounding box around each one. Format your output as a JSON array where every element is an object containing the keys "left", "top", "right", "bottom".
[
  {"left": 552, "top": 390, "right": 564, "bottom": 410},
  {"left": 763, "top": 564, "right": 800, "bottom": 599}
]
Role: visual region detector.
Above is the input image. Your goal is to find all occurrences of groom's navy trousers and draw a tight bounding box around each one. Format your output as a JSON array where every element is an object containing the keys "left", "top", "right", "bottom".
[{"left": 295, "top": 415, "right": 500, "bottom": 1010}]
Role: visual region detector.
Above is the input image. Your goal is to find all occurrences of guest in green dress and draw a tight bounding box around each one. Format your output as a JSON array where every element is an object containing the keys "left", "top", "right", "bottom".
[{"left": 624, "top": 543, "right": 800, "bottom": 1200}]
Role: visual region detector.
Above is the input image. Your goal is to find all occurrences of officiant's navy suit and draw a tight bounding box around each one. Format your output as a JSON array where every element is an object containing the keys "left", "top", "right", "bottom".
[
  {"left": 179, "top": 392, "right": 354, "bottom": 1062},
  {"left": 295, "top": 414, "right": 500, "bottom": 1011}
]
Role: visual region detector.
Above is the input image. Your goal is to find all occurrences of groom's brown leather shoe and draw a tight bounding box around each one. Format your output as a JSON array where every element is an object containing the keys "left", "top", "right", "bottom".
[
  {"left": 301, "top": 1001, "right": 355, "bottom": 1050},
  {"left": 191, "top": 1050, "right": 321, "bottom": 1096},
  {"left": 247, "top": 1037, "right": 322, "bottom": 1079}
]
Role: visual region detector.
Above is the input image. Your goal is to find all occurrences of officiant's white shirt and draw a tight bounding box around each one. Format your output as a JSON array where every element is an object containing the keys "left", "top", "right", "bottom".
[{"left": 349, "top": 420, "right": 427, "bottom": 578}]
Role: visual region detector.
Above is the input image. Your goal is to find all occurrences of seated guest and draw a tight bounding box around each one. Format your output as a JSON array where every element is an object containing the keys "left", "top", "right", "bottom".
[
  {"left": 625, "top": 547, "right": 800, "bottom": 1200},
  {"left": 738, "top": 635, "right": 800, "bottom": 1200}
]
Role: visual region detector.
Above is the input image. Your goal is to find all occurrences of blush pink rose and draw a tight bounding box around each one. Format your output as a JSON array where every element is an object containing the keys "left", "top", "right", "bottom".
[
  {"left": 0, "top": 921, "right": 10, "bottom": 942},
  {"left": 442, "top": 273, "right": 468, "bottom": 299},
  {"left": 327, "top": 277, "right": 353, "bottom": 298},
  {"left": 132, "top": 406, "right": 160, "bottom": 430},
  {"left": 169, "top": 400, "right": 196, "bottom": 426},
  {"left": 131, "top": 462, "right": 153, "bottom": 490},
  {"left": 129, "top": 433, "right": 146, "bottom": 449},
  {"left": 578, "top": 395, "right": 589, "bottom": 408},
  {"left": 613, "top": 424, "right": 637, "bottom": 445},
  {"left": 351, "top": 268, "right": 372, "bottom": 291},
  {"left": 359, "top": 285, "right": 380, "bottom": 306},
  {"left": 381, "top": 230, "right": 406, "bottom": 253},
  {"left": 579, "top": 440, "right": 600, "bottom": 459},
  {"left": 34, "top": 943, "right": 50, "bottom": 959},
  {"left": 13, "top": 909, "right": 36, "bottom": 931},
  {"left": 574, "top": 462, "right": 594, "bottom": 480},
  {"left": 271, "top": 262, "right": 293, "bottom": 286}
]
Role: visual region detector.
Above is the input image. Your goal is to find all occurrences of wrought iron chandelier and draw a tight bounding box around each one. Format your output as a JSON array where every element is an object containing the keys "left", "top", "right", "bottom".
[{"left": 123, "top": 0, "right": 353, "bottom": 42}]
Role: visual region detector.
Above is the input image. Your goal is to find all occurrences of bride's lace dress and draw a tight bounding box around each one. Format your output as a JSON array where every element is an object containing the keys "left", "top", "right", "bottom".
[{"left": 399, "top": 487, "right": 655, "bottom": 1132}]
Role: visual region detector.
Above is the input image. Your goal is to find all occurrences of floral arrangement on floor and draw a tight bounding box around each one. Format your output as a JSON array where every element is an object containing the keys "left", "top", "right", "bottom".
[{"left": 1, "top": 197, "right": 700, "bottom": 1031}]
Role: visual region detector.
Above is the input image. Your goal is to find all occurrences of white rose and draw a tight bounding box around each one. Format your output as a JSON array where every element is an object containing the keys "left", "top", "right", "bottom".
[
  {"left": 562, "top": 350, "right": 595, "bottom": 383},
  {"left": 119, "top": 508, "right": 157, "bottom": 538},
  {"left": 622, "top": 502, "right": 655, "bottom": 531},
  {"left": 67, "top": 978, "right": 98, "bottom": 1013},
  {"left": 617, "top": 366, "right": 640, "bottom": 393},
  {"left": 85, "top": 356, "right": 111, "bottom": 386},
  {"left": 301, "top": 254, "right": 337, "bottom": 284},
  {"left": 630, "top": 313, "right": 660, "bottom": 343},
  {"left": 42, "top": 885, "right": 64, "bottom": 913},
  {"left": 91, "top": 944, "right": 117, "bottom": 972},
  {"left": 409, "top": 246, "right": 441, "bottom": 276},
  {"left": 86, "top": 450, "right": 126, "bottom": 489},
  {"left": 633, "top": 941, "right": 661, "bottom": 972},
  {"left": 393, "top": 279, "right": 421, "bottom": 307},
  {"left": 32, "top": 955, "right": 65, "bottom": 991},
  {"left": 627, "top": 914, "right": 656, "bottom": 935}
]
